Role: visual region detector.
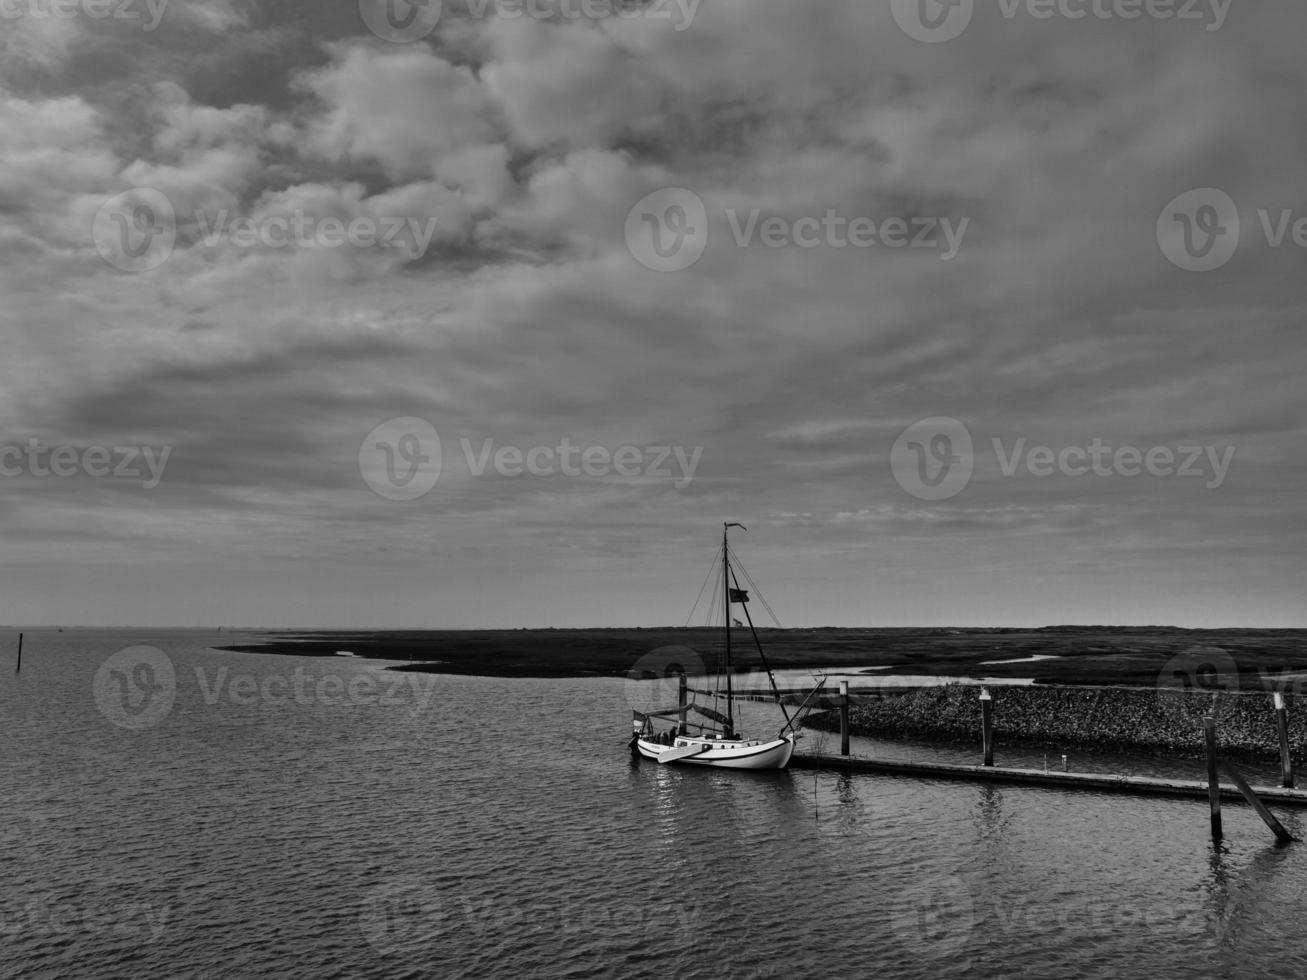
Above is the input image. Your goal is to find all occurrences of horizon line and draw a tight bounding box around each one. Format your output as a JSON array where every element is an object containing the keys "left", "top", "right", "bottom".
[{"left": 3, "top": 623, "right": 1304, "bottom": 632}]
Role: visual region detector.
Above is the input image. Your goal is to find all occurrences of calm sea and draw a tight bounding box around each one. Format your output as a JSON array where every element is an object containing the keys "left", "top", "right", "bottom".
[{"left": 2, "top": 629, "right": 1305, "bottom": 979}]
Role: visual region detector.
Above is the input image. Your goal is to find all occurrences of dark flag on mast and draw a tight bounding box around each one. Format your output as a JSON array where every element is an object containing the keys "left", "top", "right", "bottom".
[{"left": 728, "top": 588, "right": 749, "bottom": 604}]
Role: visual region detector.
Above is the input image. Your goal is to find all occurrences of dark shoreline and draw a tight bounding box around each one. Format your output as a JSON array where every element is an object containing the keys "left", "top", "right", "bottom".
[{"left": 216, "top": 625, "right": 1307, "bottom": 683}]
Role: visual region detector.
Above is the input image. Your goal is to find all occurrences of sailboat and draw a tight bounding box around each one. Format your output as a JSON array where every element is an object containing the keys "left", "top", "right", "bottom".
[{"left": 628, "top": 523, "right": 823, "bottom": 770}]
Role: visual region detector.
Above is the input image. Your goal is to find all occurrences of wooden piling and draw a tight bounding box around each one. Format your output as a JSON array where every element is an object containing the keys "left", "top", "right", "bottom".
[
  {"left": 1205, "top": 715, "right": 1222, "bottom": 841},
  {"left": 14, "top": 632, "right": 21, "bottom": 674},
  {"left": 980, "top": 688, "right": 994, "bottom": 767},
  {"left": 839, "top": 679, "right": 850, "bottom": 756},
  {"left": 677, "top": 672, "right": 688, "bottom": 736},
  {"left": 1220, "top": 760, "right": 1298, "bottom": 843},
  {"left": 1274, "top": 692, "right": 1294, "bottom": 789}
]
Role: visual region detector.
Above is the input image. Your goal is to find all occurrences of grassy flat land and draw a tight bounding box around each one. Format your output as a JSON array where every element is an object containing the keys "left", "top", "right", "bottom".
[{"left": 219, "top": 626, "right": 1307, "bottom": 687}]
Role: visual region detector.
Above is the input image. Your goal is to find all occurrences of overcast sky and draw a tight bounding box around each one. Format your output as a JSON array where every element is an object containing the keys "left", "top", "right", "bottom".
[{"left": 1, "top": 0, "right": 1303, "bottom": 628}]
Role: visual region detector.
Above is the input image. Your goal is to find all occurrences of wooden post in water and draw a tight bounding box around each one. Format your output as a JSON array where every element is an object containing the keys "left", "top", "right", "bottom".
[
  {"left": 1274, "top": 692, "right": 1294, "bottom": 788},
  {"left": 14, "top": 632, "right": 21, "bottom": 674},
  {"left": 1220, "top": 760, "right": 1298, "bottom": 843},
  {"left": 677, "top": 672, "right": 688, "bottom": 737},
  {"left": 1204, "top": 714, "right": 1223, "bottom": 841},
  {"left": 980, "top": 688, "right": 994, "bottom": 767},
  {"left": 839, "top": 679, "right": 850, "bottom": 756}
]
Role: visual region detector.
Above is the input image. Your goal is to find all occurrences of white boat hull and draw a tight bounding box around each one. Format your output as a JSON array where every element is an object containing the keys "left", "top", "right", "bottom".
[{"left": 635, "top": 734, "right": 795, "bottom": 770}]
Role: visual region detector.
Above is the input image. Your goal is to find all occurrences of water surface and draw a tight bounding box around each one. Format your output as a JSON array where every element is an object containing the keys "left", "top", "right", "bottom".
[{"left": 2, "top": 630, "right": 1304, "bottom": 978}]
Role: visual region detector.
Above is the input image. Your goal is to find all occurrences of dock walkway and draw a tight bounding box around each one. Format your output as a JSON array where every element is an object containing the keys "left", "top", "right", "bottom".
[{"left": 791, "top": 753, "right": 1307, "bottom": 807}]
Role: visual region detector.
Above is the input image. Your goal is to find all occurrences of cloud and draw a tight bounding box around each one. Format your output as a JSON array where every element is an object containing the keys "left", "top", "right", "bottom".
[
  {"left": 300, "top": 44, "right": 504, "bottom": 185},
  {"left": 1, "top": 2, "right": 1305, "bottom": 626},
  {"left": 479, "top": 16, "right": 664, "bottom": 150}
]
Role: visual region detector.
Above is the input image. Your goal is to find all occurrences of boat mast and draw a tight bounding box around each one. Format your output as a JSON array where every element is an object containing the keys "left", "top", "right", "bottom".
[{"left": 723, "top": 521, "right": 744, "bottom": 737}]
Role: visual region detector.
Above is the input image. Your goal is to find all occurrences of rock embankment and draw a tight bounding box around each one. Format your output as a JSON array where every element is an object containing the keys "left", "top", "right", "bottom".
[{"left": 805, "top": 685, "right": 1306, "bottom": 760}]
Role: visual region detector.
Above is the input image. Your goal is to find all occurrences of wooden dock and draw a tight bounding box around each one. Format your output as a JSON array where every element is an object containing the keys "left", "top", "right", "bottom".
[{"left": 791, "top": 753, "right": 1307, "bottom": 808}]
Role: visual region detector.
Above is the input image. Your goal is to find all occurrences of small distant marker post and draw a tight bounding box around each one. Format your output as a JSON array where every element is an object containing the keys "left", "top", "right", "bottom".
[
  {"left": 1273, "top": 692, "right": 1294, "bottom": 788},
  {"left": 15, "top": 632, "right": 21, "bottom": 674},
  {"left": 839, "top": 679, "right": 850, "bottom": 756},
  {"left": 1205, "top": 715, "right": 1223, "bottom": 842},
  {"left": 979, "top": 688, "right": 994, "bottom": 767}
]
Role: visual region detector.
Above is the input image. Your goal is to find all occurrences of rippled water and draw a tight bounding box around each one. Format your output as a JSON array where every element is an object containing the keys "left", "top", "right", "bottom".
[{"left": 2, "top": 630, "right": 1305, "bottom": 978}]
